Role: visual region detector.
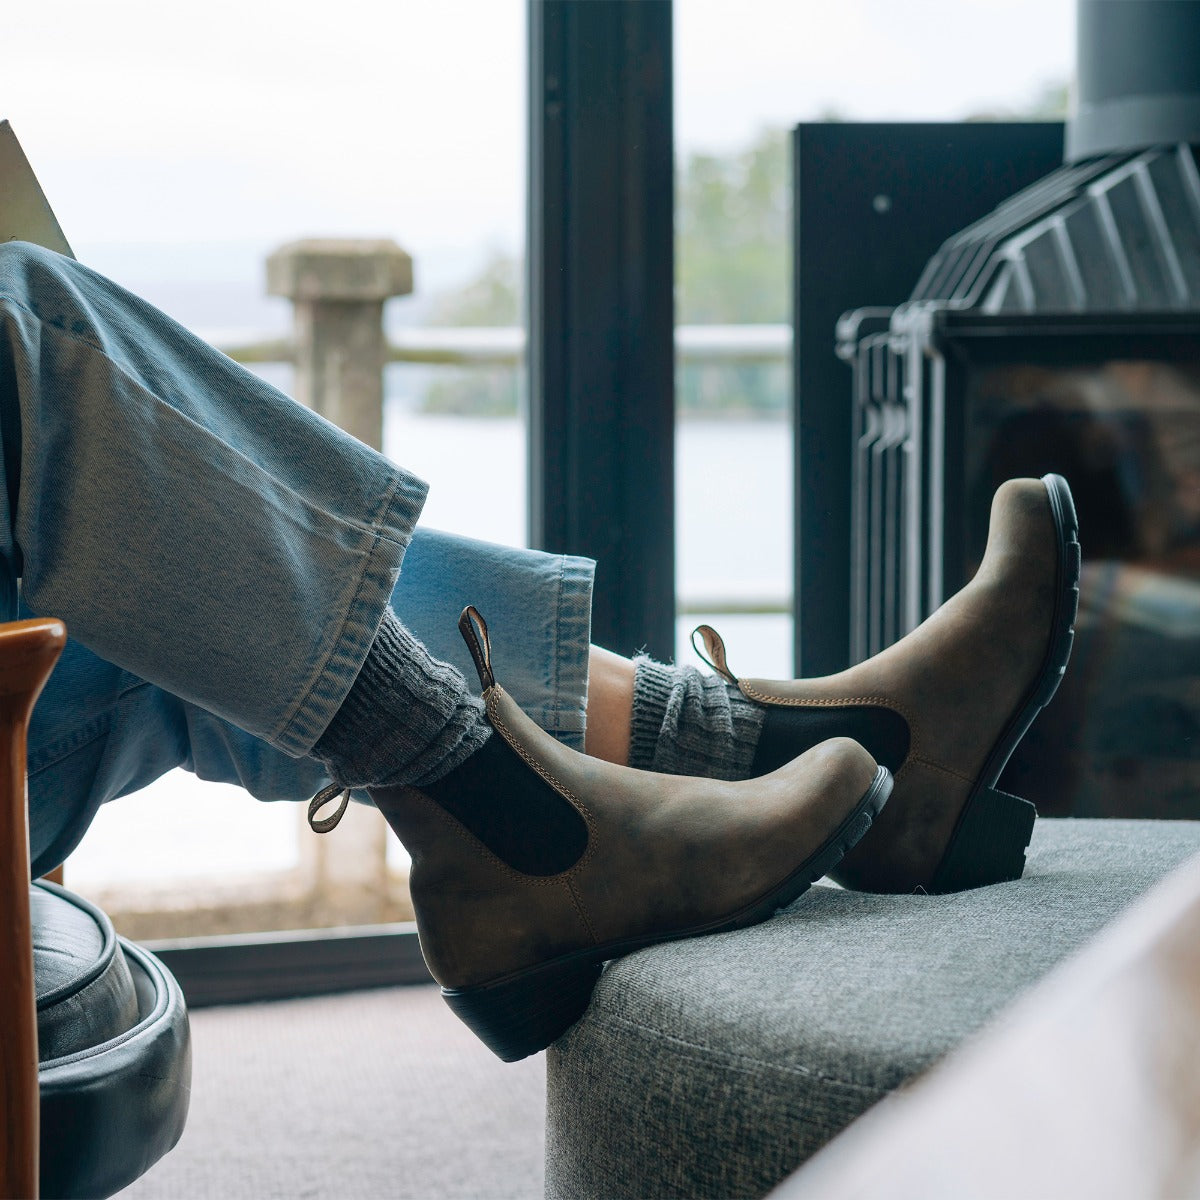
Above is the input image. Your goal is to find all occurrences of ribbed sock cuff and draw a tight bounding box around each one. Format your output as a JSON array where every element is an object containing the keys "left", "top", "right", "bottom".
[
  {"left": 629, "top": 656, "right": 766, "bottom": 780},
  {"left": 314, "top": 608, "right": 490, "bottom": 789},
  {"left": 628, "top": 657, "right": 677, "bottom": 771}
]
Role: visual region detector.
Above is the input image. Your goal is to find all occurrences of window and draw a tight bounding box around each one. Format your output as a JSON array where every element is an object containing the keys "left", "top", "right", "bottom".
[{"left": 5, "top": 0, "right": 525, "bottom": 933}]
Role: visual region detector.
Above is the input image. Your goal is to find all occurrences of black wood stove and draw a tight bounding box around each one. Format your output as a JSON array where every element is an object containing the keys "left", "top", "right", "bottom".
[{"left": 840, "top": 0, "right": 1200, "bottom": 818}]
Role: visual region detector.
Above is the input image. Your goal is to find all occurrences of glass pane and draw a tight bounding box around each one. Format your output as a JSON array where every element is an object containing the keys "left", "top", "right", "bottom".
[
  {"left": 673, "top": 0, "right": 1074, "bottom": 678},
  {"left": 385, "top": 365, "right": 526, "bottom": 548},
  {"left": 676, "top": 407, "right": 792, "bottom": 677}
]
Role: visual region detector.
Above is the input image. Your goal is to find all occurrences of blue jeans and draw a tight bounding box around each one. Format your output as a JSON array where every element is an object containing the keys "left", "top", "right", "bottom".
[{"left": 0, "top": 243, "right": 595, "bottom": 876}]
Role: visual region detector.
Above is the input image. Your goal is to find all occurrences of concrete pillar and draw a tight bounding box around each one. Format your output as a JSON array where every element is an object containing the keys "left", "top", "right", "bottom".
[
  {"left": 268, "top": 238, "right": 414, "bottom": 925},
  {"left": 266, "top": 238, "right": 413, "bottom": 449}
]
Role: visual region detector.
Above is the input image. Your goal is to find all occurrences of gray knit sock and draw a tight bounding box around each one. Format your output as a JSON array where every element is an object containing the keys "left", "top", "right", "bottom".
[
  {"left": 313, "top": 608, "right": 490, "bottom": 789},
  {"left": 628, "top": 657, "right": 766, "bottom": 780}
]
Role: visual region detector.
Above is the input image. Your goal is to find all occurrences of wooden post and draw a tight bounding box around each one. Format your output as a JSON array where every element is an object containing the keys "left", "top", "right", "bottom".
[
  {"left": 0, "top": 618, "right": 66, "bottom": 1200},
  {"left": 266, "top": 239, "right": 413, "bottom": 924}
]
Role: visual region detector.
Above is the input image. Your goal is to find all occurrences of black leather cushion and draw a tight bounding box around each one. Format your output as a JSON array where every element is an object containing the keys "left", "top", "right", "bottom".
[
  {"left": 33, "top": 883, "right": 138, "bottom": 1062},
  {"left": 33, "top": 882, "right": 191, "bottom": 1199}
]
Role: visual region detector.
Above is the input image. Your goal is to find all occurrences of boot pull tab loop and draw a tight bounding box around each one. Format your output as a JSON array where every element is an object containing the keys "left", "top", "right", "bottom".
[
  {"left": 691, "top": 625, "right": 739, "bottom": 685},
  {"left": 459, "top": 605, "right": 496, "bottom": 691},
  {"left": 308, "top": 784, "right": 351, "bottom": 834}
]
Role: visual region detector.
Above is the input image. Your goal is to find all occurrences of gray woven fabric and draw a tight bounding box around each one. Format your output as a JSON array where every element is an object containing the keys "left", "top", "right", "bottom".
[
  {"left": 629, "top": 657, "right": 765, "bottom": 780},
  {"left": 314, "top": 607, "right": 489, "bottom": 788},
  {"left": 544, "top": 819, "right": 1200, "bottom": 1200}
]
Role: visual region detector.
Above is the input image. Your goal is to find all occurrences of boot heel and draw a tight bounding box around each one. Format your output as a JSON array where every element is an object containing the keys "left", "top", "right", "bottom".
[
  {"left": 442, "top": 954, "right": 604, "bottom": 1062},
  {"left": 930, "top": 785, "right": 1037, "bottom": 894}
]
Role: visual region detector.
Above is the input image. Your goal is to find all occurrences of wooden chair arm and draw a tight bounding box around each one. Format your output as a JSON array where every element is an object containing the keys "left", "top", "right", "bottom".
[{"left": 0, "top": 618, "right": 67, "bottom": 1200}]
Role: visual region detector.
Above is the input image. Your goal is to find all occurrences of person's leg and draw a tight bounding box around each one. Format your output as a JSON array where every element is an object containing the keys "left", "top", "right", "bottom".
[
  {"left": 3, "top": 241, "right": 891, "bottom": 1063},
  {"left": 583, "top": 646, "right": 754, "bottom": 773},
  {"left": 582, "top": 646, "right": 634, "bottom": 765}
]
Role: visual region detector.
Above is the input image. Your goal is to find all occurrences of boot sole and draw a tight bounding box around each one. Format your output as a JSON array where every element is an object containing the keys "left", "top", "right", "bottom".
[
  {"left": 929, "top": 473, "right": 1080, "bottom": 893},
  {"left": 442, "top": 765, "right": 893, "bottom": 1062}
]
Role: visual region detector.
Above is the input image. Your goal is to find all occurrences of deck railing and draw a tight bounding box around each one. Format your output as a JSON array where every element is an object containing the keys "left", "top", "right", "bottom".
[{"left": 221, "top": 321, "right": 792, "bottom": 370}]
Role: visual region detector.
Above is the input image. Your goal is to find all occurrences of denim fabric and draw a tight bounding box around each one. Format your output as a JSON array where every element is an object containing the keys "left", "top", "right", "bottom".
[{"left": 0, "top": 243, "right": 595, "bottom": 876}]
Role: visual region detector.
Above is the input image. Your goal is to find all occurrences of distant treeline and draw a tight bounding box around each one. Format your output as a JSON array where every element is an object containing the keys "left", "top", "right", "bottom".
[
  {"left": 421, "top": 128, "right": 791, "bottom": 417},
  {"left": 420, "top": 78, "right": 1067, "bottom": 417}
]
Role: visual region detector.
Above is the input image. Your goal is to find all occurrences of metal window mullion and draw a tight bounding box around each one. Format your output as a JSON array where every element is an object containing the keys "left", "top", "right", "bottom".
[{"left": 526, "top": 0, "right": 675, "bottom": 658}]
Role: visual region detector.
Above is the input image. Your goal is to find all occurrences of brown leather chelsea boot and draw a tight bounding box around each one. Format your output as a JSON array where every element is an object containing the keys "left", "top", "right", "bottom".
[
  {"left": 693, "top": 474, "right": 1080, "bottom": 895},
  {"left": 321, "top": 607, "right": 891, "bottom": 1062}
]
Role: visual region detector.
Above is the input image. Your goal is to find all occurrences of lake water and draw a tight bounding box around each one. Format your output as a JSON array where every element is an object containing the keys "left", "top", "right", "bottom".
[{"left": 68, "top": 411, "right": 795, "bottom": 887}]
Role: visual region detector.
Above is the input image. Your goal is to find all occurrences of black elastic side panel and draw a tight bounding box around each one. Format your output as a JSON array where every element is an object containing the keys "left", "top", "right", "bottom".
[
  {"left": 423, "top": 734, "right": 588, "bottom": 876},
  {"left": 750, "top": 703, "right": 910, "bottom": 778}
]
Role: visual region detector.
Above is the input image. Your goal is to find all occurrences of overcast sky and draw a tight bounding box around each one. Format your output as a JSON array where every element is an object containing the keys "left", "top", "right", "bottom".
[{"left": 3, "top": 0, "right": 1074, "bottom": 293}]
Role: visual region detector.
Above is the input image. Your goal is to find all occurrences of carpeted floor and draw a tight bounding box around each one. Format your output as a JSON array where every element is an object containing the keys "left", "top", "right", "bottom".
[{"left": 117, "top": 985, "right": 545, "bottom": 1199}]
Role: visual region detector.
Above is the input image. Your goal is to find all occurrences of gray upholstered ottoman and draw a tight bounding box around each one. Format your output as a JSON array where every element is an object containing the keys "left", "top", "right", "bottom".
[{"left": 544, "top": 819, "right": 1200, "bottom": 1200}]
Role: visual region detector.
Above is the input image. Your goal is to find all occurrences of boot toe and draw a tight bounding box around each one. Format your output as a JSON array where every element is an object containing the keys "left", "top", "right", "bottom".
[{"left": 788, "top": 737, "right": 880, "bottom": 818}]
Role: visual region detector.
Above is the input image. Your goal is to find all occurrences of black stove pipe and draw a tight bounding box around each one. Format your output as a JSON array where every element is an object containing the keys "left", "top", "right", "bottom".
[{"left": 1068, "top": 0, "right": 1200, "bottom": 161}]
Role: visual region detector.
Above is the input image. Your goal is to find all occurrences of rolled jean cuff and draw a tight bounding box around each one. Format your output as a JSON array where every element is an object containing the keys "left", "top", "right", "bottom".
[
  {"left": 272, "top": 469, "right": 430, "bottom": 757},
  {"left": 389, "top": 529, "right": 596, "bottom": 752},
  {"left": 526, "top": 552, "right": 595, "bottom": 750}
]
